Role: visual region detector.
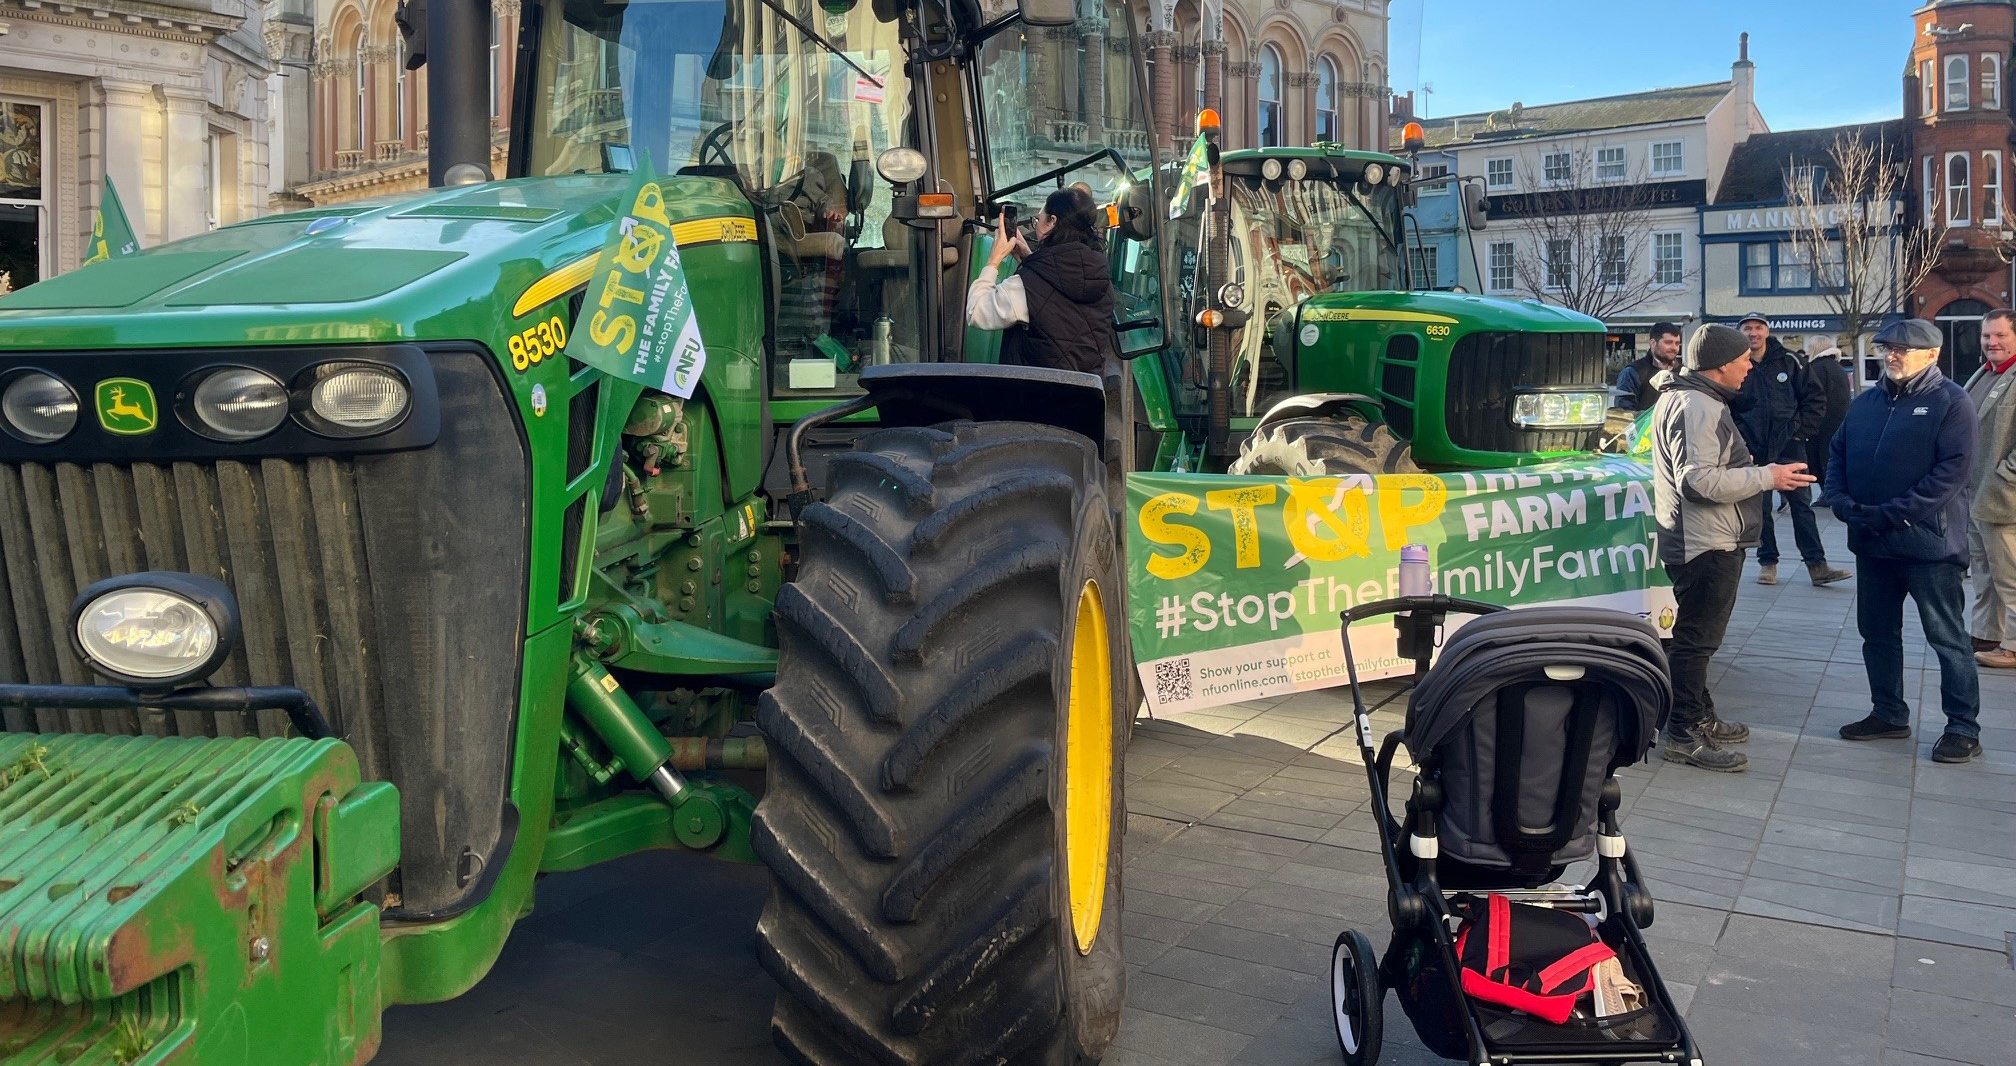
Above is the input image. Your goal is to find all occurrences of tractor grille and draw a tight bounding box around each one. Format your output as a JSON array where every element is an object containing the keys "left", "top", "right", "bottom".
[
  {"left": 1444, "top": 331, "right": 1610, "bottom": 454},
  {"left": 0, "top": 347, "right": 528, "bottom": 915}
]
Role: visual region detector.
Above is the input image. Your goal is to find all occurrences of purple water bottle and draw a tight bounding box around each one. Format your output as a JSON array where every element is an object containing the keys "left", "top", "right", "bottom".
[{"left": 1399, "top": 544, "right": 1431, "bottom": 598}]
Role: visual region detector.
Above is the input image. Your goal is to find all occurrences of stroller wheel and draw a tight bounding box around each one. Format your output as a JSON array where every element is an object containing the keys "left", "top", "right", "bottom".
[{"left": 1329, "top": 929, "right": 1383, "bottom": 1066}]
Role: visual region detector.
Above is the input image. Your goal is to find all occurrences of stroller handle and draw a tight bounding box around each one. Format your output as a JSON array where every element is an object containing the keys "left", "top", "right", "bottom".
[{"left": 1342, "top": 595, "right": 1506, "bottom": 625}]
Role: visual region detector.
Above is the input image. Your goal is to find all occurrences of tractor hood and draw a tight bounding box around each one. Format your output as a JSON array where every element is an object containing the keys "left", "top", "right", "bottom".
[
  {"left": 1294, "top": 289, "right": 1607, "bottom": 334},
  {"left": 0, "top": 175, "right": 752, "bottom": 351}
]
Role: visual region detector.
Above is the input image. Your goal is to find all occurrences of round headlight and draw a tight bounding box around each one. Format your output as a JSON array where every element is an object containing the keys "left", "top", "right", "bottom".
[
  {"left": 1, "top": 372, "right": 79, "bottom": 443},
  {"left": 1362, "top": 163, "right": 1385, "bottom": 187},
  {"left": 876, "top": 147, "right": 928, "bottom": 185},
  {"left": 1217, "top": 282, "right": 1246, "bottom": 311},
  {"left": 70, "top": 574, "right": 237, "bottom": 688},
  {"left": 304, "top": 363, "right": 410, "bottom": 434},
  {"left": 186, "top": 368, "right": 288, "bottom": 441},
  {"left": 443, "top": 163, "right": 492, "bottom": 187},
  {"left": 1261, "top": 158, "right": 1284, "bottom": 181},
  {"left": 1287, "top": 158, "right": 1308, "bottom": 181}
]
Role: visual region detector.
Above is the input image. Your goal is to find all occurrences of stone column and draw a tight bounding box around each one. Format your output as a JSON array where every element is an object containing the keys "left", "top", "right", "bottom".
[
  {"left": 98, "top": 80, "right": 154, "bottom": 245},
  {"left": 1226, "top": 59, "right": 1260, "bottom": 148},
  {"left": 1202, "top": 38, "right": 1225, "bottom": 129},
  {"left": 162, "top": 87, "right": 212, "bottom": 241},
  {"left": 1079, "top": 15, "right": 1108, "bottom": 142},
  {"left": 1289, "top": 71, "right": 1319, "bottom": 145},
  {"left": 1145, "top": 31, "right": 1179, "bottom": 148}
]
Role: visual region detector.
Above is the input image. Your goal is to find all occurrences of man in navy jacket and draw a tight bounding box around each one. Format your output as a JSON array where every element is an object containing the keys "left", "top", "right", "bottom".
[{"left": 1821, "top": 318, "right": 1983, "bottom": 763}]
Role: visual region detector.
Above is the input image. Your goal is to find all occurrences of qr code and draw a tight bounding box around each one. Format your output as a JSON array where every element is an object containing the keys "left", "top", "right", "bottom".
[{"left": 1154, "top": 659, "right": 1192, "bottom": 704}]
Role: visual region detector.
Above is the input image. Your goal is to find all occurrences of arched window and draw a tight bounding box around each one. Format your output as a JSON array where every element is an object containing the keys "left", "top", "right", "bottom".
[
  {"left": 394, "top": 35, "right": 408, "bottom": 140},
  {"left": 1315, "top": 56, "right": 1339, "bottom": 143},
  {"left": 1257, "top": 44, "right": 1283, "bottom": 148},
  {"left": 490, "top": 16, "right": 502, "bottom": 119},
  {"left": 1947, "top": 151, "right": 1972, "bottom": 225},
  {"left": 1985, "top": 52, "right": 2003, "bottom": 111},
  {"left": 1946, "top": 54, "right": 1970, "bottom": 111},
  {"left": 1986, "top": 150, "right": 2004, "bottom": 226},
  {"left": 353, "top": 27, "right": 370, "bottom": 148}
]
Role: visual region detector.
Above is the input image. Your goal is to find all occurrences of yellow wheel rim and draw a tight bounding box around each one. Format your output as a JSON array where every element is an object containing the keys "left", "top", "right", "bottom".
[{"left": 1065, "top": 579, "right": 1115, "bottom": 956}]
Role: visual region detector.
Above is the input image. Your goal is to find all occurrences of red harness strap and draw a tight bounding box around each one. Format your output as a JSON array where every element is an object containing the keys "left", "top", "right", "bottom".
[{"left": 1456, "top": 893, "right": 1617, "bottom": 1024}]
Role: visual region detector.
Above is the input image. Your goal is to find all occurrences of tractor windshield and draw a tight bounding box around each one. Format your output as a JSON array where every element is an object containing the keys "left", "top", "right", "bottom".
[
  {"left": 1225, "top": 175, "right": 1406, "bottom": 306},
  {"left": 522, "top": 0, "right": 922, "bottom": 392}
]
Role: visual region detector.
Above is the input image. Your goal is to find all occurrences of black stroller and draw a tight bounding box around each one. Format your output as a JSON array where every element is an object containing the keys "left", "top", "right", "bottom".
[{"left": 1326, "top": 595, "right": 1704, "bottom": 1066}]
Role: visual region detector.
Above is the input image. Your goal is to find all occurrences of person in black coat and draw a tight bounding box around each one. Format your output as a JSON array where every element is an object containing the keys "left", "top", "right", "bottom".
[
  {"left": 966, "top": 187, "right": 1117, "bottom": 375},
  {"left": 1820, "top": 318, "right": 1983, "bottom": 764},
  {"left": 1733, "top": 312, "right": 1851, "bottom": 586},
  {"left": 1803, "top": 340, "right": 1854, "bottom": 485},
  {"left": 1612, "top": 322, "right": 1682, "bottom": 412}
]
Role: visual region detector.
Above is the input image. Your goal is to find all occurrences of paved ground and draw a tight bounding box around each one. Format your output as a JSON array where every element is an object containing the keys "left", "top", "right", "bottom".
[{"left": 378, "top": 515, "right": 2016, "bottom": 1066}]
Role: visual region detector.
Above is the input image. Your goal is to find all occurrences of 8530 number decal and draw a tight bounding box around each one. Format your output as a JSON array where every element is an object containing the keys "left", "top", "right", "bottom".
[{"left": 509, "top": 316, "right": 568, "bottom": 371}]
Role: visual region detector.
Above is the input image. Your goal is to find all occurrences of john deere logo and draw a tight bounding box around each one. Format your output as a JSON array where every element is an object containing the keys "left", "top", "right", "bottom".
[
  {"left": 1658, "top": 606, "right": 1676, "bottom": 630},
  {"left": 95, "top": 379, "right": 157, "bottom": 435}
]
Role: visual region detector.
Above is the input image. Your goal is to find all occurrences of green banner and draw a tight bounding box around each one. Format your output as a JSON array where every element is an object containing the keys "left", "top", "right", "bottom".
[
  {"left": 83, "top": 176, "right": 139, "bottom": 266},
  {"left": 1167, "top": 131, "right": 1209, "bottom": 220},
  {"left": 1126, "top": 456, "right": 1675, "bottom": 714},
  {"left": 563, "top": 170, "right": 709, "bottom": 398}
]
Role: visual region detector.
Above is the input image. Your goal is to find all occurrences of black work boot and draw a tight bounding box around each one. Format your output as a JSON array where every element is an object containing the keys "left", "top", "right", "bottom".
[
  {"left": 1840, "top": 715, "right": 1911, "bottom": 741},
  {"left": 1662, "top": 727, "right": 1750, "bottom": 772},
  {"left": 1702, "top": 716, "right": 1751, "bottom": 744}
]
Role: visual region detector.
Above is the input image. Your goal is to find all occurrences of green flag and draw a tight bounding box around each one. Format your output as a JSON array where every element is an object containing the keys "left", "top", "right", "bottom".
[
  {"left": 563, "top": 168, "right": 709, "bottom": 398},
  {"left": 1167, "top": 131, "right": 1210, "bottom": 220},
  {"left": 83, "top": 176, "right": 139, "bottom": 266}
]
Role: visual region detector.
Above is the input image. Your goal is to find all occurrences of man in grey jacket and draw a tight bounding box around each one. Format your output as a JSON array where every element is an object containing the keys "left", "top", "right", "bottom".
[
  {"left": 1968, "top": 308, "right": 2016, "bottom": 668},
  {"left": 1652, "top": 324, "right": 1817, "bottom": 771}
]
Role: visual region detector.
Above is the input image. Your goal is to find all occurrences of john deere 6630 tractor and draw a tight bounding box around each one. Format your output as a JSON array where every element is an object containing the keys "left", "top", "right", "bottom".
[
  {"left": 0, "top": 0, "right": 1169, "bottom": 1062},
  {"left": 1115, "top": 136, "right": 1616, "bottom": 477}
]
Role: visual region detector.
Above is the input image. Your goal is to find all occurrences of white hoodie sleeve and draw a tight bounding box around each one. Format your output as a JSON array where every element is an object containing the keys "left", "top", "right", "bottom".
[{"left": 966, "top": 265, "right": 1029, "bottom": 330}]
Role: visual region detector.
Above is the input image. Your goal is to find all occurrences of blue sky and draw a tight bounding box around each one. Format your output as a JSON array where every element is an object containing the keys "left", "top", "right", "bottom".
[{"left": 1390, "top": 0, "right": 1915, "bottom": 132}]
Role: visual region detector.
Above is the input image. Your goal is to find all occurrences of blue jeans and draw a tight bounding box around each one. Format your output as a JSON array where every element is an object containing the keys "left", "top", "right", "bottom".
[
  {"left": 1759, "top": 485, "right": 1825, "bottom": 567},
  {"left": 1857, "top": 558, "right": 1982, "bottom": 739}
]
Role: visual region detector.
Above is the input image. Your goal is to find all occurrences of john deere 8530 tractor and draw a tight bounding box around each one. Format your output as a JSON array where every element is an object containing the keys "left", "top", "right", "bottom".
[
  {"left": 0, "top": 0, "right": 1176, "bottom": 1062},
  {"left": 1115, "top": 134, "right": 1615, "bottom": 477}
]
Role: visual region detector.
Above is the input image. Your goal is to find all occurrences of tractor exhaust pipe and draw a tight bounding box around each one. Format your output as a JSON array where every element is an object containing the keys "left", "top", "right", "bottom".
[{"left": 402, "top": 0, "right": 495, "bottom": 186}]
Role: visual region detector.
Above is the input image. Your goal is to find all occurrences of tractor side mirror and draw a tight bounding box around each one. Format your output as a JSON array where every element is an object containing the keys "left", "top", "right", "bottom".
[
  {"left": 1019, "top": 0, "right": 1076, "bottom": 27},
  {"left": 1462, "top": 181, "right": 1489, "bottom": 231}
]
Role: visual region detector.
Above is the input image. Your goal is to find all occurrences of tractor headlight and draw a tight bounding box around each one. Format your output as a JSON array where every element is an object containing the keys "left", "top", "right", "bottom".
[
  {"left": 70, "top": 572, "right": 238, "bottom": 689},
  {"left": 1217, "top": 282, "right": 1246, "bottom": 310},
  {"left": 875, "top": 147, "right": 928, "bottom": 185},
  {"left": 1512, "top": 391, "right": 1610, "bottom": 428},
  {"left": 1388, "top": 166, "right": 1406, "bottom": 186},
  {"left": 299, "top": 362, "right": 411, "bottom": 436},
  {"left": 1261, "top": 158, "right": 1283, "bottom": 181},
  {"left": 1362, "top": 163, "right": 1385, "bottom": 188},
  {"left": 185, "top": 367, "right": 289, "bottom": 441},
  {"left": 1, "top": 371, "right": 79, "bottom": 443},
  {"left": 1287, "top": 158, "right": 1308, "bottom": 181}
]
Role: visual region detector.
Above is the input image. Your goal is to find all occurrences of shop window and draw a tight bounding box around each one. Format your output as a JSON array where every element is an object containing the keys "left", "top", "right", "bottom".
[{"left": 0, "top": 101, "right": 46, "bottom": 287}]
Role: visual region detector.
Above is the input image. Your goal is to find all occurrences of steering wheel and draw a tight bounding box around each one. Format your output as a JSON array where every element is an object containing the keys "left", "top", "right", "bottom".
[{"left": 695, "top": 122, "right": 736, "bottom": 167}]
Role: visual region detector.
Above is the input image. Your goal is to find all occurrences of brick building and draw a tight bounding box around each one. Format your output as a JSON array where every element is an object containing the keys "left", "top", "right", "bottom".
[{"left": 1905, "top": 0, "right": 2015, "bottom": 380}]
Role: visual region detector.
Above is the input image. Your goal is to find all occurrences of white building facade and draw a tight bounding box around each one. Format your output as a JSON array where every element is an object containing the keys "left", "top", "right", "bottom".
[
  {"left": 0, "top": 0, "right": 276, "bottom": 286},
  {"left": 1398, "top": 38, "right": 1766, "bottom": 365}
]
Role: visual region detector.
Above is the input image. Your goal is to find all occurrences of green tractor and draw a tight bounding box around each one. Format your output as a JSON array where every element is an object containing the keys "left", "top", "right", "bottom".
[
  {"left": 1114, "top": 136, "right": 1616, "bottom": 477},
  {"left": 0, "top": 0, "right": 1178, "bottom": 1062}
]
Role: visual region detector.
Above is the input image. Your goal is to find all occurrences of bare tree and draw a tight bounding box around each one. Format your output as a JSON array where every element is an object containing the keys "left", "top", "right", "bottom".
[
  {"left": 1502, "top": 150, "right": 1695, "bottom": 322},
  {"left": 1784, "top": 130, "right": 1945, "bottom": 355}
]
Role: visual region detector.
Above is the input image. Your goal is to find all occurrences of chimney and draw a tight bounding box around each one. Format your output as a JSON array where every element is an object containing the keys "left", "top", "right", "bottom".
[
  {"left": 1732, "top": 31, "right": 1756, "bottom": 144},
  {"left": 1392, "top": 91, "right": 1414, "bottom": 125}
]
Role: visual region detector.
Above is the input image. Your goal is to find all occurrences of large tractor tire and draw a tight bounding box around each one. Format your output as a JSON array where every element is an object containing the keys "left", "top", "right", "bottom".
[
  {"left": 755, "top": 420, "right": 1129, "bottom": 1066},
  {"left": 1229, "top": 415, "right": 1420, "bottom": 477}
]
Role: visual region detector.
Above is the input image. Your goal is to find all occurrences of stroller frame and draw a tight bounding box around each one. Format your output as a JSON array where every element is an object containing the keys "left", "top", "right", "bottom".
[{"left": 1329, "top": 594, "right": 1704, "bottom": 1066}]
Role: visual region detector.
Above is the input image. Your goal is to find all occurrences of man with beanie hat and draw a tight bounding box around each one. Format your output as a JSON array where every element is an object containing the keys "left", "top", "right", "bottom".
[
  {"left": 1822, "top": 318, "right": 1983, "bottom": 764},
  {"left": 1734, "top": 311, "right": 1852, "bottom": 587},
  {"left": 1651, "top": 323, "right": 1818, "bottom": 771}
]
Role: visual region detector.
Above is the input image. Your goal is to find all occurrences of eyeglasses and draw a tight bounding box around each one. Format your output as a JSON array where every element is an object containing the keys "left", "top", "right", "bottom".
[{"left": 1873, "top": 343, "right": 1911, "bottom": 357}]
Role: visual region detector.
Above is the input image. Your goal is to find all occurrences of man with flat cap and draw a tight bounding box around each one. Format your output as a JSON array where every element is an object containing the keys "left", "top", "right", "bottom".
[
  {"left": 1822, "top": 318, "right": 1983, "bottom": 763},
  {"left": 1651, "top": 324, "right": 1817, "bottom": 772}
]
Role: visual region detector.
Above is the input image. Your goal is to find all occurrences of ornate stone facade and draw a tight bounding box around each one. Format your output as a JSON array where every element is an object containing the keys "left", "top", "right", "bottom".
[{"left": 0, "top": 0, "right": 274, "bottom": 282}]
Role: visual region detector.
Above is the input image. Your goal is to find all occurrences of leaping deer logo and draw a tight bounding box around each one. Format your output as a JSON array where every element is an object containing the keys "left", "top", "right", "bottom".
[{"left": 95, "top": 379, "right": 157, "bottom": 435}]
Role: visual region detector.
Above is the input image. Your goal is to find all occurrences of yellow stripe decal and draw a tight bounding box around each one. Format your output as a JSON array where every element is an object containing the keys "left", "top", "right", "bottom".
[
  {"left": 512, "top": 214, "right": 760, "bottom": 318},
  {"left": 1301, "top": 308, "right": 1460, "bottom": 325}
]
